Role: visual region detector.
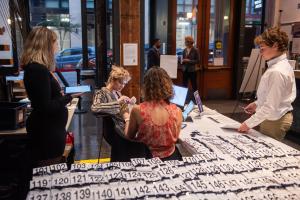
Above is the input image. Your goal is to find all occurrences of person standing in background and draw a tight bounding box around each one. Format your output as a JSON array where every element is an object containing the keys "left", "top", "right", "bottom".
[
  {"left": 182, "top": 36, "right": 200, "bottom": 101},
  {"left": 147, "top": 38, "right": 161, "bottom": 70},
  {"left": 238, "top": 27, "right": 296, "bottom": 141}
]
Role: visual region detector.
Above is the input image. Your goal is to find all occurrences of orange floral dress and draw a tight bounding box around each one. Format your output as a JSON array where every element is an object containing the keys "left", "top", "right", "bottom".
[{"left": 136, "top": 101, "right": 180, "bottom": 158}]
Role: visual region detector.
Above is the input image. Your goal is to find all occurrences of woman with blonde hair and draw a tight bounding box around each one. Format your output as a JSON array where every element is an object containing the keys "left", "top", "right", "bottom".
[
  {"left": 22, "top": 27, "right": 80, "bottom": 166},
  {"left": 125, "top": 67, "right": 182, "bottom": 161},
  {"left": 181, "top": 35, "right": 200, "bottom": 102},
  {"left": 91, "top": 66, "right": 133, "bottom": 130}
]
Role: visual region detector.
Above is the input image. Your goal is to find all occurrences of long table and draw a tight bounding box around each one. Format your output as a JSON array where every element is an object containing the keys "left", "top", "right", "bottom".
[
  {"left": 26, "top": 105, "right": 300, "bottom": 200},
  {"left": 178, "top": 105, "right": 296, "bottom": 156}
]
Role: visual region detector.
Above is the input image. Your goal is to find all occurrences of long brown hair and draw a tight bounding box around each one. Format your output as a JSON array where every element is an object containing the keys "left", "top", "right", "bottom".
[
  {"left": 143, "top": 67, "right": 174, "bottom": 102},
  {"left": 20, "top": 27, "right": 57, "bottom": 71}
]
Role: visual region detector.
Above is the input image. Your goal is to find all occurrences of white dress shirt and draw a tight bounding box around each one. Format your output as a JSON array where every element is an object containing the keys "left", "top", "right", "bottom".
[{"left": 245, "top": 53, "right": 296, "bottom": 128}]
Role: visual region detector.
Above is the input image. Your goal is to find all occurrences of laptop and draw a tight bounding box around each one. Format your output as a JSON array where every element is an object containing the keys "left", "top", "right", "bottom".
[
  {"left": 194, "top": 91, "right": 204, "bottom": 113},
  {"left": 182, "top": 100, "right": 195, "bottom": 122},
  {"left": 170, "top": 85, "right": 188, "bottom": 108},
  {"left": 170, "top": 85, "right": 194, "bottom": 122}
]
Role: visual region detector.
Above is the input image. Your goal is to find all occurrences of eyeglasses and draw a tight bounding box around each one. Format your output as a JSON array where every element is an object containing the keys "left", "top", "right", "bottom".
[{"left": 118, "top": 80, "right": 128, "bottom": 85}]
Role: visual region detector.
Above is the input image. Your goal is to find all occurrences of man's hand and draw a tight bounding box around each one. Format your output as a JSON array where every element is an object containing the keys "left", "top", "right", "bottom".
[
  {"left": 238, "top": 122, "right": 250, "bottom": 133},
  {"left": 244, "top": 102, "right": 257, "bottom": 114}
]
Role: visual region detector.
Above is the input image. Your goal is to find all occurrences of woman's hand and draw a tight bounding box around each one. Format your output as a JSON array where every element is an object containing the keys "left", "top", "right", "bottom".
[
  {"left": 118, "top": 95, "right": 130, "bottom": 103},
  {"left": 238, "top": 122, "right": 250, "bottom": 133},
  {"left": 122, "top": 111, "right": 130, "bottom": 120},
  {"left": 71, "top": 92, "right": 83, "bottom": 98},
  {"left": 244, "top": 102, "right": 257, "bottom": 114},
  {"left": 182, "top": 58, "right": 190, "bottom": 63}
]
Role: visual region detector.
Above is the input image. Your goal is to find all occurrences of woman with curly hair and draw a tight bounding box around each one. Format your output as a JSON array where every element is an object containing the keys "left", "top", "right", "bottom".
[
  {"left": 125, "top": 67, "right": 182, "bottom": 160},
  {"left": 238, "top": 27, "right": 296, "bottom": 141}
]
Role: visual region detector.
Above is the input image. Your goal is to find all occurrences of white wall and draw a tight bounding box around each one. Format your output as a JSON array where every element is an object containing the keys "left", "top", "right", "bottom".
[{"left": 279, "top": 0, "right": 300, "bottom": 24}]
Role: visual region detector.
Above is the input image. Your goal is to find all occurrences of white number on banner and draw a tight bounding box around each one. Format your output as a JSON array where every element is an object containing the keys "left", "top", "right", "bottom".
[
  {"left": 32, "top": 166, "right": 51, "bottom": 176},
  {"left": 185, "top": 180, "right": 208, "bottom": 192},
  {"left": 112, "top": 185, "right": 135, "bottom": 199},
  {"left": 140, "top": 171, "right": 161, "bottom": 182},
  {"left": 70, "top": 163, "right": 88, "bottom": 171},
  {"left": 131, "top": 158, "right": 148, "bottom": 166},
  {"left": 157, "top": 166, "right": 175, "bottom": 177},
  {"left": 52, "top": 189, "right": 72, "bottom": 200},
  {"left": 50, "top": 163, "right": 67, "bottom": 172},
  {"left": 104, "top": 170, "right": 124, "bottom": 181},
  {"left": 147, "top": 157, "right": 163, "bottom": 165},
  {"left": 93, "top": 186, "right": 114, "bottom": 200},
  {"left": 52, "top": 174, "right": 71, "bottom": 187},
  {"left": 151, "top": 182, "right": 172, "bottom": 195},
  {"left": 26, "top": 190, "right": 50, "bottom": 200},
  {"left": 30, "top": 176, "right": 51, "bottom": 189},
  {"left": 131, "top": 183, "right": 153, "bottom": 197},
  {"left": 73, "top": 187, "right": 93, "bottom": 200},
  {"left": 87, "top": 171, "right": 107, "bottom": 184},
  {"left": 70, "top": 173, "right": 87, "bottom": 185}
]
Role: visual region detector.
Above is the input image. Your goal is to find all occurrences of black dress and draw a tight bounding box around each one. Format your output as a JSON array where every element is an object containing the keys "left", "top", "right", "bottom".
[{"left": 23, "top": 62, "right": 72, "bottom": 163}]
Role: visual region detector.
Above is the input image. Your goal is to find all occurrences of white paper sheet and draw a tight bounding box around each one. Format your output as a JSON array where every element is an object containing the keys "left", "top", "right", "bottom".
[
  {"left": 160, "top": 55, "right": 178, "bottom": 78},
  {"left": 123, "top": 43, "right": 138, "bottom": 66}
]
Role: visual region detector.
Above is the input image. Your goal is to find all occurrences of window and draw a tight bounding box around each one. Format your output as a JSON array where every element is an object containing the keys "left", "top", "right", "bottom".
[
  {"left": 45, "top": 0, "right": 59, "bottom": 8},
  {"left": 62, "top": 49, "right": 71, "bottom": 56},
  {"left": 61, "top": 0, "right": 69, "bottom": 8},
  {"left": 71, "top": 49, "right": 82, "bottom": 55},
  {"left": 176, "top": 0, "right": 198, "bottom": 54},
  {"left": 208, "top": 0, "right": 230, "bottom": 66},
  {"left": 87, "top": 0, "right": 94, "bottom": 9}
]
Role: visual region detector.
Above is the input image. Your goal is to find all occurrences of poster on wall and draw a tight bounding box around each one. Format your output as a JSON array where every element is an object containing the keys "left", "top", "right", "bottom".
[{"left": 123, "top": 43, "right": 138, "bottom": 66}]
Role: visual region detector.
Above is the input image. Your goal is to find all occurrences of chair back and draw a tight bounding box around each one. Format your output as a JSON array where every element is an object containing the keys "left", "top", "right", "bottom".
[{"left": 102, "top": 116, "right": 151, "bottom": 162}]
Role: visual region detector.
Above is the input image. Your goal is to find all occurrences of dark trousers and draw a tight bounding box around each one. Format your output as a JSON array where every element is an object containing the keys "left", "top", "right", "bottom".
[
  {"left": 183, "top": 71, "right": 197, "bottom": 102},
  {"left": 183, "top": 71, "right": 197, "bottom": 91}
]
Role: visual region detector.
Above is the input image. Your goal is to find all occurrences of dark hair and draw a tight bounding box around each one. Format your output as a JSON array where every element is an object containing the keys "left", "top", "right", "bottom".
[
  {"left": 151, "top": 38, "right": 160, "bottom": 46},
  {"left": 143, "top": 67, "right": 173, "bottom": 102},
  {"left": 254, "top": 27, "right": 289, "bottom": 52}
]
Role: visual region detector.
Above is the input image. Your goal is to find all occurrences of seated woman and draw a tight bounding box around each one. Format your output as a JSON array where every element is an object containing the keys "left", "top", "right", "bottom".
[
  {"left": 125, "top": 67, "right": 182, "bottom": 161},
  {"left": 91, "top": 66, "right": 132, "bottom": 130}
]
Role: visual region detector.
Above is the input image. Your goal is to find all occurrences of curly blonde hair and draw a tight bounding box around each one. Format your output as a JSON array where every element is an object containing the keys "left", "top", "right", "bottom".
[
  {"left": 254, "top": 27, "right": 289, "bottom": 52},
  {"left": 143, "top": 67, "right": 174, "bottom": 102},
  {"left": 21, "top": 27, "right": 57, "bottom": 71},
  {"left": 107, "top": 65, "right": 131, "bottom": 84}
]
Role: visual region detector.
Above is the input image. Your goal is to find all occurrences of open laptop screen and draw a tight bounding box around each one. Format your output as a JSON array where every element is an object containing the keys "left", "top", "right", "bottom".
[
  {"left": 170, "top": 85, "right": 188, "bottom": 107},
  {"left": 194, "top": 90, "right": 204, "bottom": 113}
]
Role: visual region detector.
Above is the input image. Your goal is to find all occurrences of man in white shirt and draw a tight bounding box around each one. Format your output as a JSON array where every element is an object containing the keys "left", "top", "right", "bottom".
[{"left": 238, "top": 27, "right": 296, "bottom": 141}]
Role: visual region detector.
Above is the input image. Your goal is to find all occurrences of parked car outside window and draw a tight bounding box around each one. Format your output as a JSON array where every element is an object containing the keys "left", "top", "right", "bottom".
[{"left": 55, "top": 47, "right": 95, "bottom": 70}]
